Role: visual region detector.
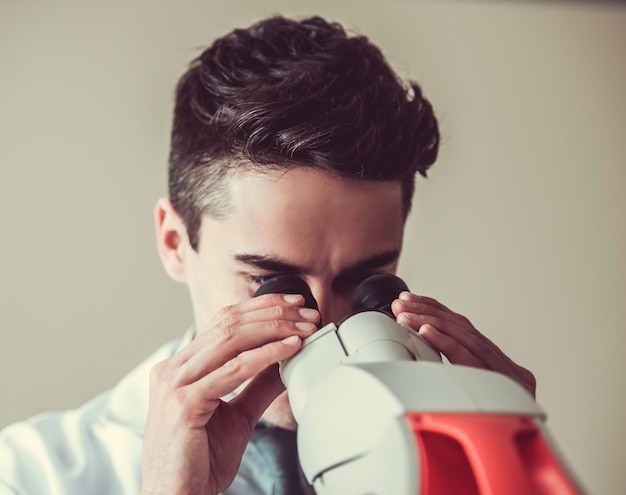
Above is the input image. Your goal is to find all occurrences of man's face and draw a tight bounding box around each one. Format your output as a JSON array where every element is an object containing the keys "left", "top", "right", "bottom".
[
  {"left": 185, "top": 167, "right": 405, "bottom": 330},
  {"left": 159, "top": 166, "right": 405, "bottom": 427}
]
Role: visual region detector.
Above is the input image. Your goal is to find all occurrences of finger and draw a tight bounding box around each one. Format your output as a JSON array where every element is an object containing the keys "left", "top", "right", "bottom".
[
  {"left": 416, "top": 324, "right": 487, "bottom": 368},
  {"left": 179, "top": 311, "right": 316, "bottom": 384},
  {"left": 187, "top": 335, "right": 303, "bottom": 404},
  {"left": 229, "top": 364, "right": 285, "bottom": 427},
  {"left": 195, "top": 300, "right": 318, "bottom": 354},
  {"left": 172, "top": 296, "right": 318, "bottom": 381},
  {"left": 405, "top": 311, "right": 511, "bottom": 369},
  {"left": 395, "top": 294, "right": 537, "bottom": 396},
  {"left": 393, "top": 292, "right": 469, "bottom": 328},
  {"left": 414, "top": 320, "right": 536, "bottom": 397},
  {"left": 231, "top": 300, "right": 320, "bottom": 328},
  {"left": 397, "top": 309, "right": 502, "bottom": 369}
]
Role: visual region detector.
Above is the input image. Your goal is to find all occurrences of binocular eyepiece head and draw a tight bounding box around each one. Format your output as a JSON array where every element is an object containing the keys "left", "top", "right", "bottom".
[{"left": 254, "top": 273, "right": 409, "bottom": 326}]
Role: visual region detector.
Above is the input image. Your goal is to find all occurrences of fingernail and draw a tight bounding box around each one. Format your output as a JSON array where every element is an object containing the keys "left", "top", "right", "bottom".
[
  {"left": 400, "top": 299, "right": 418, "bottom": 310},
  {"left": 399, "top": 291, "right": 414, "bottom": 301},
  {"left": 295, "top": 321, "right": 316, "bottom": 332},
  {"left": 419, "top": 324, "right": 438, "bottom": 335},
  {"left": 282, "top": 335, "right": 300, "bottom": 345},
  {"left": 298, "top": 308, "right": 319, "bottom": 320},
  {"left": 283, "top": 294, "right": 302, "bottom": 304}
]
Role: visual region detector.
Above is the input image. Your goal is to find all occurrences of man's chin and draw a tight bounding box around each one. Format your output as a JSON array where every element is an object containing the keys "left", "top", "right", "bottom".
[{"left": 261, "top": 390, "right": 298, "bottom": 430}]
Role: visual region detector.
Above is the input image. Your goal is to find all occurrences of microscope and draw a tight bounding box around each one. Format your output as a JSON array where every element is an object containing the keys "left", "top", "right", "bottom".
[{"left": 255, "top": 274, "right": 585, "bottom": 495}]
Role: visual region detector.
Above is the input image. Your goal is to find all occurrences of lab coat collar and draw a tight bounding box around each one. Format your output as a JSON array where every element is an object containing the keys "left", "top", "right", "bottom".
[{"left": 102, "top": 327, "right": 195, "bottom": 437}]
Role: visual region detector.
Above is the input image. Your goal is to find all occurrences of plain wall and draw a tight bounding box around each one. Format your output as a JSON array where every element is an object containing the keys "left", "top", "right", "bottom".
[{"left": 1, "top": 1, "right": 624, "bottom": 493}]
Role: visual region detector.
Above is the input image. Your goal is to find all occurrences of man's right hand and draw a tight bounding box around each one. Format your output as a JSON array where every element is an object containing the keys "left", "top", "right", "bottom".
[{"left": 140, "top": 293, "right": 319, "bottom": 495}]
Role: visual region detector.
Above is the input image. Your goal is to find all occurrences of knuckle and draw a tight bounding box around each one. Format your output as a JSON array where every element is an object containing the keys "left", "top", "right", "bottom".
[
  {"left": 214, "top": 315, "right": 240, "bottom": 343},
  {"left": 148, "top": 359, "right": 180, "bottom": 398},
  {"left": 219, "top": 303, "right": 237, "bottom": 318},
  {"left": 149, "top": 359, "right": 169, "bottom": 383},
  {"left": 222, "top": 355, "right": 245, "bottom": 379},
  {"left": 272, "top": 304, "right": 288, "bottom": 319},
  {"left": 269, "top": 317, "right": 284, "bottom": 332},
  {"left": 466, "top": 325, "right": 485, "bottom": 343},
  {"left": 457, "top": 313, "right": 472, "bottom": 326},
  {"left": 431, "top": 317, "right": 445, "bottom": 330},
  {"left": 172, "top": 386, "right": 191, "bottom": 407},
  {"left": 422, "top": 296, "right": 438, "bottom": 307},
  {"left": 255, "top": 345, "right": 275, "bottom": 367}
]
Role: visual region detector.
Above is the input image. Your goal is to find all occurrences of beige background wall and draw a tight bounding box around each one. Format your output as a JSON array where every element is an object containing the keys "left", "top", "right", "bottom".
[{"left": 1, "top": 1, "right": 624, "bottom": 493}]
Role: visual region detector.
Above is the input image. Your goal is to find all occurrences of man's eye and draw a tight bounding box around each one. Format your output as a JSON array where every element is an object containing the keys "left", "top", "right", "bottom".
[{"left": 246, "top": 274, "right": 279, "bottom": 286}]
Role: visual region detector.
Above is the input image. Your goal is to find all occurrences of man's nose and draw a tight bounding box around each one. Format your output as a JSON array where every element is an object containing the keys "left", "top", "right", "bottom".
[{"left": 311, "top": 287, "right": 352, "bottom": 326}]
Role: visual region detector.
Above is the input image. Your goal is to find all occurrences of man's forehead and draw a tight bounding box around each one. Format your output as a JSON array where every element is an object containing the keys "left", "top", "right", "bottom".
[{"left": 197, "top": 165, "right": 405, "bottom": 253}]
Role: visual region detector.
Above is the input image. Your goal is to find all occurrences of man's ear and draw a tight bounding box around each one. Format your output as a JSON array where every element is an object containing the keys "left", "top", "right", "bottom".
[{"left": 154, "top": 198, "right": 191, "bottom": 283}]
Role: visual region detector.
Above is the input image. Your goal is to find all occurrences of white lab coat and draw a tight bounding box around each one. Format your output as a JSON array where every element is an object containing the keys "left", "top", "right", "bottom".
[{"left": 0, "top": 329, "right": 271, "bottom": 495}]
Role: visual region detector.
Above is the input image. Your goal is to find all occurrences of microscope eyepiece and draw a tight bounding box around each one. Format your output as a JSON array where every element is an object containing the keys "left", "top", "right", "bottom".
[
  {"left": 255, "top": 273, "right": 409, "bottom": 326},
  {"left": 254, "top": 275, "right": 320, "bottom": 325},
  {"left": 351, "top": 273, "right": 409, "bottom": 318}
]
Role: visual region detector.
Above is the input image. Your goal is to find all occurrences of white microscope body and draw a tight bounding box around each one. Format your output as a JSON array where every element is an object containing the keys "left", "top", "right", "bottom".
[{"left": 280, "top": 309, "right": 585, "bottom": 495}]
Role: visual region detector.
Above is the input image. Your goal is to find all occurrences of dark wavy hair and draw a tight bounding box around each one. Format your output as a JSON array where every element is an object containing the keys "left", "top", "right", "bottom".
[{"left": 169, "top": 15, "right": 440, "bottom": 249}]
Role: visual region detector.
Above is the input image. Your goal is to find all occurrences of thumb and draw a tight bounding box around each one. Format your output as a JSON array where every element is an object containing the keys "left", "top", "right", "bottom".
[{"left": 230, "top": 364, "right": 285, "bottom": 426}]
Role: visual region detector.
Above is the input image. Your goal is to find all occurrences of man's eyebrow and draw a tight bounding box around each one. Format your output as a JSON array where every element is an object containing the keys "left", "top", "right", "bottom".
[
  {"left": 234, "top": 254, "right": 304, "bottom": 274},
  {"left": 338, "top": 249, "right": 400, "bottom": 277},
  {"left": 233, "top": 249, "right": 400, "bottom": 276}
]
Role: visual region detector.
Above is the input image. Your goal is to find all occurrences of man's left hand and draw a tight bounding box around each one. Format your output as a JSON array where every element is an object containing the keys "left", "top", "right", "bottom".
[{"left": 392, "top": 292, "right": 536, "bottom": 398}]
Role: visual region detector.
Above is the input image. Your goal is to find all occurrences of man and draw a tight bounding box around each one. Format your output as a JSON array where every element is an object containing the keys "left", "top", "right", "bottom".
[{"left": 0, "top": 15, "right": 535, "bottom": 495}]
